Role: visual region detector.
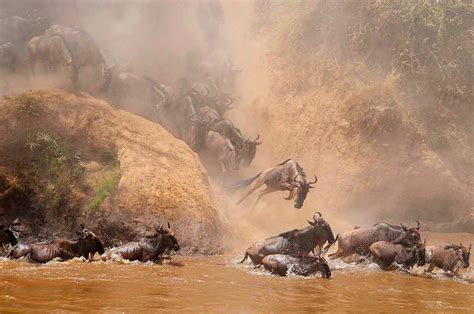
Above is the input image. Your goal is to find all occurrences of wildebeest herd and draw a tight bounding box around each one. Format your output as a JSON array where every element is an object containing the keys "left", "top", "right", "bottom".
[
  {"left": 238, "top": 214, "right": 471, "bottom": 278},
  {"left": 0, "top": 14, "right": 260, "bottom": 174},
  {"left": 2, "top": 221, "right": 179, "bottom": 264},
  {"left": 0, "top": 12, "right": 471, "bottom": 281},
  {"left": 1, "top": 213, "right": 470, "bottom": 279}
]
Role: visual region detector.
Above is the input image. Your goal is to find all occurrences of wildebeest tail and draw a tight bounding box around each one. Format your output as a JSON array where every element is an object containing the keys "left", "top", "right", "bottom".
[
  {"left": 239, "top": 252, "right": 249, "bottom": 263},
  {"left": 275, "top": 158, "right": 292, "bottom": 166},
  {"left": 227, "top": 172, "right": 262, "bottom": 192}
]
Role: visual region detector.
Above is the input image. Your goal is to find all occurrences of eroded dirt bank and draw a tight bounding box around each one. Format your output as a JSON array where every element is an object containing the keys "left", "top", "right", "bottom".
[{"left": 0, "top": 89, "right": 226, "bottom": 254}]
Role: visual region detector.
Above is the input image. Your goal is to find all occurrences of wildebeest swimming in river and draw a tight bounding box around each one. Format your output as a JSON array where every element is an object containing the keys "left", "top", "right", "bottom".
[
  {"left": 425, "top": 243, "right": 471, "bottom": 274},
  {"left": 102, "top": 221, "right": 180, "bottom": 263},
  {"left": 240, "top": 212, "right": 336, "bottom": 265},
  {"left": 8, "top": 225, "right": 104, "bottom": 263},
  {"left": 368, "top": 239, "right": 426, "bottom": 270},
  {"left": 329, "top": 221, "right": 422, "bottom": 259},
  {"left": 231, "top": 159, "right": 317, "bottom": 208},
  {"left": 257, "top": 254, "right": 331, "bottom": 278}
]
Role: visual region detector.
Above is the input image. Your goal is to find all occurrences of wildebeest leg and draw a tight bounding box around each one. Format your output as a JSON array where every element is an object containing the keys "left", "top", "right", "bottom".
[
  {"left": 425, "top": 263, "right": 436, "bottom": 273},
  {"left": 284, "top": 189, "right": 295, "bottom": 200},
  {"left": 237, "top": 182, "right": 265, "bottom": 205},
  {"left": 255, "top": 186, "right": 277, "bottom": 206},
  {"left": 280, "top": 183, "right": 295, "bottom": 200}
]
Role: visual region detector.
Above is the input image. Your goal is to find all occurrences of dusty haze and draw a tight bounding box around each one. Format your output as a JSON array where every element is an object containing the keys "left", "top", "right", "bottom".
[{"left": 0, "top": 0, "right": 472, "bottom": 252}]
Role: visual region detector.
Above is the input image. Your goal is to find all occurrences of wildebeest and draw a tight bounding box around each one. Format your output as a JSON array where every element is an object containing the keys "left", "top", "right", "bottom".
[
  {"left": 102, "top": 222, "right": 180, "bottom": 263},
  {"left": 208, "top": 118, "right": 262, "bottom": 167},
  {"left": 425, "top": 243, "right": 471, "bottom": 274},
  {"left": 239, "top": 213, "right": 336, "bottom": 265},
  {"left": 105, "top": 70, "right": 169, "bottom": 121},
  {"left": 329, "top": 221, "right": 422, "bottom": 259},
  {"left": 205, "top": 130, "right": 238, "bottom": 173},
  {"left": 0, "top": 219, "right": 22, "bottom": 249},
  {"left": 368, "top": 239, "right": 426, "bottom": 270},
  {"left": 27, "top": 24, "right": 110, "bottom": 94},
  {"left": 8, "top": 225, "right": 104, "bottom": 263},
  {"left": 257, "top": 254, "right": 331, "bottom": 278},
  {"left": 0, "top": 16, "right": 47, "bottom": 46},
  {"left": 0, "top": 42, "right": 16, "bottom": 75},
  {"left": 232, "top": 159, "right": 317, "bottom": 208}
]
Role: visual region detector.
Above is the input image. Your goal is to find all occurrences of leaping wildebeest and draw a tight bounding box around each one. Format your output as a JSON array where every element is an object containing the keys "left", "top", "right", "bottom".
[
  {"left": 425, "top": 243, "right": 471, "bottom": 274},
  {"left": 239, "top": 212, "right": 336, "bottom": 265},
  {"left": 102, "top": 222, "right": 180, "bottom": 263},
  {"left": 257, "top": 254, "right": 331, "bottom": 278},
  {"left": 8, "top": 225, "right": 104, "bottom": 263},
  {"left": 231, "top": 159, "right": 317, "bottom": 208},
  {"left": 329, "top": 221, "right": 422, "bottom": 259}
]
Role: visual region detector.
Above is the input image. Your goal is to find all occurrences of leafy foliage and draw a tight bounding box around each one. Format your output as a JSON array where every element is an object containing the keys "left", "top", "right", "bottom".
[
  {"left": 23, "top": 132, "right": 85, "bottom": 209},
  {"left": 87, "top": 164, "right": 121, "bottom": 214}
]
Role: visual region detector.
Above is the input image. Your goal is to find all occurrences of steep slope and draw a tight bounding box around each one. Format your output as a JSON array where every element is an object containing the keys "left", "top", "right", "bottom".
[{"left": 228, "top": 0, "right": 473, "bottom": 233}]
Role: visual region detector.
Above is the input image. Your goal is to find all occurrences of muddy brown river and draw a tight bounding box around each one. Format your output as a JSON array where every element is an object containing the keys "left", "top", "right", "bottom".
[{"left": 1, "top": 233, "right": 473, "bottom": 312}]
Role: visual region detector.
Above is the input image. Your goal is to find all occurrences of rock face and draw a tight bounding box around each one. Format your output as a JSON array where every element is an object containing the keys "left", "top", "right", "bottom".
[
  {"left": 0, "top": 89, "right": 225, "bottom": 254},
  {"left": 227, "top": 1, "right": 473, "bottom": 234}
]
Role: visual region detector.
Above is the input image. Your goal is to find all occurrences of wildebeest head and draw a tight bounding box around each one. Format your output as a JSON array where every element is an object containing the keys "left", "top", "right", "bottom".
[
  {"left": 416, "top": 239, "right": 427, "bottom": 267},
  {"left": 293, "top": 174, "right": 317, "bottom": 209},
  {"left": 392, "top": 223, "right": 420, "bottom": 247},
  {"left": 406, "top": 220, "right": 422, "bottom": 244},
  {"left": 445, "top": 242, "right": 471, "bottom": 268},
  {"left": 76, "top": 225, "right": 105, "bottom": 255},
  {"left": 307, "top": 212, "right": 336, "bottom": 246},
  {"left": 305, "top": 256, "right": 331, "bottom": 278},
  {"left": 0, "top": 218, "right": 23, "bottom": 246},
  {"left": 155, "top": 221, "right": 180, "bottom": 253},
  {"left": 240, "top": 134, "right": 263, "bottom": 167}
]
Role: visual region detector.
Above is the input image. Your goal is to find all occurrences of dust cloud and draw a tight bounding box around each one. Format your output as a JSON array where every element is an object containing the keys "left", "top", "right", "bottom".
[{"left": 0, "top": 0, "right": 472, "bottom": 253}]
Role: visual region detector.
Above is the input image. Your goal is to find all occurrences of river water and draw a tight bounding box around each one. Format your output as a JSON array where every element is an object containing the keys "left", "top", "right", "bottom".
[{"left": 1, "top": 233, "right": 473, "bottom": 312}]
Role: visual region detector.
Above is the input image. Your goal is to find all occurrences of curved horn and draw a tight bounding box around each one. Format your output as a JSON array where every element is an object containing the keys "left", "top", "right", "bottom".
[
  {"left": 469, "top": 243, "right": 472, "bottom": 252},
  {"left": 308, "top": 175, "right": 318, "bottom": 185},
  {"left": 316, "top": 212, "right": 322, "bottom": 218},
  {"left": 415, "top": 220, "right": 421, "bottom": 229},
  {"left": 226, "top": 97, "right": 234, "bottom": 107},
  {"left": 254, "top": 134, "right": 260, "bottom": 142},
  {"left": 80, "top": 224, "right": 85, "bottom": 231},
  {"left": 159, "top": 222, "right": 164, "bottom": 232},
  {"left": 167, "top": 221, "right": 171, "bottom": 229}
]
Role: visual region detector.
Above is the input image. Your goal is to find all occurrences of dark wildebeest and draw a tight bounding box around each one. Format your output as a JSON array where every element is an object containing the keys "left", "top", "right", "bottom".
[
  {"left": 209, "top": 118, "right": 262, "bottom": 167},
  {"left": 257, "top": 254, "right": 331, "bottom": 278},
  {"left": 102, "top": 222, "right": 180, "bottom": 263},
  {"left": 0, "top": 42, "right": 16, "bottom": 75},
  {"left": 239, "top": 213, "right": 336, "bottom": 265},
  {"left": 190, "top": 77, "right": 234, "bottom": 116},
  {"left": 205, "top": 130, "right": 238, "bottom": 173},
  {"left": 27, "top": 24, "right": 110, "bottom": 94},
  {"left": 232, "top": 159, "right": 317, "bottom": 208},
  {"left": 329, "top": 221, "right": 422, "bottom": 259},
  {"left": 368, "top": 239, "right": 426, "bottom": 270},
  {"left": 425, "top": 243, "right": 471, "bottom": 274},
  {"left": 8, "top": 225, "right": 104, "bottom": 263},
  {"left": 0, "top": 219, "right": 22, "bottom": 249}
]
